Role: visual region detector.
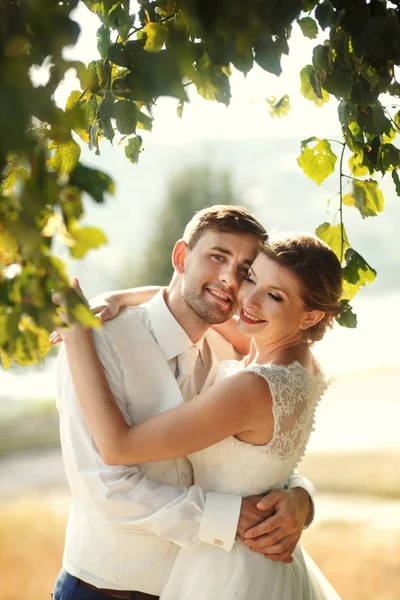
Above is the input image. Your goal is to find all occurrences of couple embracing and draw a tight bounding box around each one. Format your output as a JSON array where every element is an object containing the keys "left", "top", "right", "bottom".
[{"left": 53, "top": 205, "right": 342, "bottom": 600}]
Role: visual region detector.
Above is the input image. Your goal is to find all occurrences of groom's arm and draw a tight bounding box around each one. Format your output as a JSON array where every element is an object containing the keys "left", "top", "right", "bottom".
[{"left": 56, "top": 330, "right": 241, "bottom": 554}]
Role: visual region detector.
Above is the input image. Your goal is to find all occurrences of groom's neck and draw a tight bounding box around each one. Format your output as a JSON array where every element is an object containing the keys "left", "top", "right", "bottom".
[{"left": 164, "top": 284, "right": 210, "bottom": 343}]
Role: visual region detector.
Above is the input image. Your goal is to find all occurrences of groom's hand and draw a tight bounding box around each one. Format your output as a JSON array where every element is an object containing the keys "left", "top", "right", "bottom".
[
  {"left": 241, "top": 488, "right": 311, "bottom": 563},
  {"left": 236, "top": 495, "right": 274, "bottom": 541}
]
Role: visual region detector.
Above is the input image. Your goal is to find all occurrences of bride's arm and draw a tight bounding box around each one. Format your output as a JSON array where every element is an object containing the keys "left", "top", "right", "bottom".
[
  {"left": 92, "top": 286, "right": 250, "bottom": 355},
  {"left": 90, "top": 285, "right": 161, "bottom": 318},
  {"left": 63, "top": 327, "right": 272, "bottom": 466},
  {"left": 212, "top": 316, "right": 251, "bottom": 356}
]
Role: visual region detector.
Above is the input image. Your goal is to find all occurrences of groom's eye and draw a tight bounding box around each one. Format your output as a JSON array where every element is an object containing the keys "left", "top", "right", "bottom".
[{"left": 211, "top": 254, "right": 224, "bottom": 261}]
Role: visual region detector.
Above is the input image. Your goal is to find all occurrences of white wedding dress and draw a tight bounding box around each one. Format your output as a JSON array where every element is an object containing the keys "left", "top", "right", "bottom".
[{"left": 160, "top": 359, "right": 342, "bottom": 600}]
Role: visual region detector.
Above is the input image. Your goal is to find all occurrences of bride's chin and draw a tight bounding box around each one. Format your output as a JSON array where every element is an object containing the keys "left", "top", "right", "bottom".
[{"left": 237, "top": 320, "right": 253, "bottom": 337}]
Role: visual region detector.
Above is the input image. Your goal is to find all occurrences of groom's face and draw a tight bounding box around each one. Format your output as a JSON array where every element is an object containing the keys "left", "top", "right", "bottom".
[{"left": 181, "top": 230, "right": 261, "bottom": 324}]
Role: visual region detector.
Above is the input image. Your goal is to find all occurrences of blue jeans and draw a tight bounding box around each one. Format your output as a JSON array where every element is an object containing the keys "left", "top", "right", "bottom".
[{"left": 52, "top": 570, "right": 158, "bottom": 600}]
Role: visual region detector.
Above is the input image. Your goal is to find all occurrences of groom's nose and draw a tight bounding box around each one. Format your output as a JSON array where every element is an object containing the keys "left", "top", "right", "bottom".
[{"left": 219, "top": 264, "right": 239, "bottom": 288}]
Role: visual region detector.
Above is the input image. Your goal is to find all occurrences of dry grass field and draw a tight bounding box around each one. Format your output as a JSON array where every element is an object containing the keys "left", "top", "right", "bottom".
[{"left": 1, "top": 494, "right": 399, "bottom": 600}]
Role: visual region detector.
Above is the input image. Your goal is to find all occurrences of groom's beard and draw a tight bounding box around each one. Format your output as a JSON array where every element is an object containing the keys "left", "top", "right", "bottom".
[{"left": 182, "top": 282, "right": 237, "bottom": 325}]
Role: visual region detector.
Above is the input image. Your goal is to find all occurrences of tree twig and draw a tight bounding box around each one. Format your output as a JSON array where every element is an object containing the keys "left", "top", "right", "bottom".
[{"left": 339, "top": 142, "right": 346, "bottom": 263}]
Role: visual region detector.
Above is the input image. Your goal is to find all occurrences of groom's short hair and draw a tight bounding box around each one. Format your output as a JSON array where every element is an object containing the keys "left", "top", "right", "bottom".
[{"left": 183, "top": 205, "right": 268, "bottom": 249}]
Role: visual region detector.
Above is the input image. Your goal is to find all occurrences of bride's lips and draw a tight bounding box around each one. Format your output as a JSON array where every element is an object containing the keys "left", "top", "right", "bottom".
[{"left": 240, "top": 309, "right": 267, "bottom": 325}]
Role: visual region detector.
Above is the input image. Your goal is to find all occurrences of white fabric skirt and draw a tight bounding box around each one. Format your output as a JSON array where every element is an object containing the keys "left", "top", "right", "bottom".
[{"left": 160, "top": 541, "right": 341, "bottom": 600}]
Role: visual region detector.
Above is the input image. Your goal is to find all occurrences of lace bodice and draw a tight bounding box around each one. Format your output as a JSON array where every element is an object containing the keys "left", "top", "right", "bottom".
[{"left": 188, "top": 359, "right": 328, "bottom": 496}]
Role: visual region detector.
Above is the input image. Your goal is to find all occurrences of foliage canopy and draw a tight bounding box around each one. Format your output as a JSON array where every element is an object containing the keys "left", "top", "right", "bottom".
[{"left": 1, "top": 0, "right": 400, "bottom": 365}]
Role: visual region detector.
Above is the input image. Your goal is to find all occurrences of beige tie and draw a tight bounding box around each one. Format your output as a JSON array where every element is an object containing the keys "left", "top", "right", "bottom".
[{"left": 177, "top": 345, "right": 200, "bottom": 401}]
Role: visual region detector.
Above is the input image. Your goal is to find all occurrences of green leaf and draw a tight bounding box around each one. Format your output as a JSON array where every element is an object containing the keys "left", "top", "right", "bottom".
[
  {"left": 343, "top": 179, "right": 384, "bottom": 218},
  {"left": 266, "top": 95, "right": 291, "bottom": 119},
  {"left": 113, "top": 100, "right": 138, "bottom": 134},
  {"left": 392, "top": 169, "right": 400, "bottom": 196},
  {"left": 300, "top": 65, "right": 329, "bottom": 107},
  {"left": 231, "top": 35, "right": 253, "bottom": 75},
  {"left": 343, "top": 248, "right": 376, "bottom": 287},
  {"left": 47, "top": 139, "right": 81, "bottom": 174},
  {"left": 97, "top": 25, "right": 111, "bottom": 59},
  {"left": 69, "top": 163, "right": 115, "bottom": 203},
  {"left": 336, "top": 299, "right": 357, "bottom": 328},
  {"left": 254, "top": 34, "right": 288, "bottom": 77},
  {"left": 315, "top": 0, "right": 336, "bottom": 30},
  {"left": 378, "top": 143, "right": 400, "bottom": 172},
  {"left": 297, "top": 138, "right": 337, "bottom": 186},
  {"left": 297, "top": 17, "right": 318, "bottom": 39},
  {"left": 316, "top": 222, "right": 349, "bottom": 260},
  {"left": 137, "top": 110, "right": 153, "bottom": 131},
  {"left": 98, "top": 95, "right": 115, "bottom": 142},
  {"left": 125, "top": 136, "right": 143, "bottom": 164},
  {"left": 68, "top": 225, "right": 108, "bottom": 259},
  {"left": 143, "top": 22, "right": 168, "bottom": 53}
]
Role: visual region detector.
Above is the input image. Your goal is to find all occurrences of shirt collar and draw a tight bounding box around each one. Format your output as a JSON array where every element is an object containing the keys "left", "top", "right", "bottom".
[{"left": 145, "top": 289, "right": 205, "bottom": 361}]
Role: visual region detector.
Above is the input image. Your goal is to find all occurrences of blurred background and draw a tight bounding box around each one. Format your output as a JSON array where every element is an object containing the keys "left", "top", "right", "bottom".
[{"left": 1, "top": 3, "right": 400, "bottom": 600}]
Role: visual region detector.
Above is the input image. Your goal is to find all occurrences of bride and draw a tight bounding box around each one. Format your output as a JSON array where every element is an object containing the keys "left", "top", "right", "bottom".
[{"left": 58, "top": 233, "right": 343, "bottom": 600}]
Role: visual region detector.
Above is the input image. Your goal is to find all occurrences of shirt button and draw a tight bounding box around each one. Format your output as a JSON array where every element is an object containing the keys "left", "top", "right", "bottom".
[{"left": 213, "top": 539, "right": 224, "bottom": 547}]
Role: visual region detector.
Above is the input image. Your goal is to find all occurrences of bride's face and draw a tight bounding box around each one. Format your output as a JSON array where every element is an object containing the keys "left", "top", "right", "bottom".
[{"left": 237, "top": 253, "right": 314, "bottom": 343}]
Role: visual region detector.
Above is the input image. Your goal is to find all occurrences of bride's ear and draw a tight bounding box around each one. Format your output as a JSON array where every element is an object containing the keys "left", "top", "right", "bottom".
[
  {"left": 172, "top": 239, "right": 188, "bottom": 274},
  {"left": 302, "top": 310, "right": 325, "bottom": 330}
]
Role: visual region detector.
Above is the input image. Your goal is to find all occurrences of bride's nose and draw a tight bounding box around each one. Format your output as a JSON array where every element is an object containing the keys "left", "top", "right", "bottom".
[{"left": 244, "top": 289, "right": 262, "bottom": 310}]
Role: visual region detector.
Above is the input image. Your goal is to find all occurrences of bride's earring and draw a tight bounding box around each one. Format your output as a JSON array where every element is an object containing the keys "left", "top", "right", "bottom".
[{"left": 302, "top": 323, "right": 308, "bottom": 329}]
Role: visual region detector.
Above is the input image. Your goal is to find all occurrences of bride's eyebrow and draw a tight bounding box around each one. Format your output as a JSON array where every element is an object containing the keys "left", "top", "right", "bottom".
[{"left": 248, "top": 267, "right": 257, "bottom": 278}]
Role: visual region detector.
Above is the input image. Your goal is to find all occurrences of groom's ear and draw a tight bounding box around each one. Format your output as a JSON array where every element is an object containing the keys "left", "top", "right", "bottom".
[{"left": 172, "top": 239, "right": 188, "bottom": 274}]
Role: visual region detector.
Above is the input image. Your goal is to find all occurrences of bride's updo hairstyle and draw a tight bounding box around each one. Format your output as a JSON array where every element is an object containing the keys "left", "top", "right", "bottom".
[{"left": 261, "top": 234, "right": 343, "bottom": 344}]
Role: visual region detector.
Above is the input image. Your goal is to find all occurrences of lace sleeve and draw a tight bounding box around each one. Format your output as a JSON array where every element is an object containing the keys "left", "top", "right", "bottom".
[{"left": 244, "top": 362, "right": 323, "bottom": 461}]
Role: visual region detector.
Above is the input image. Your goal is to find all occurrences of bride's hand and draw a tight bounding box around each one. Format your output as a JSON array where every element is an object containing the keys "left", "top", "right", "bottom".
[
  {"left": 50, "top": 279, "right": 122, "bottom": 345},
  {"left": 50, "top": 277, "right": 94, "bottom": 345},
  {"left": 89, "top": 293, "right": 120, "bottom": 324}
]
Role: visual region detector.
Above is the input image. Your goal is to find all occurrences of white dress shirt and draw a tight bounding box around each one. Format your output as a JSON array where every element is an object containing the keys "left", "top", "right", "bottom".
[{"left": 56, "top": 290, "right": 315, "bottom": 595}]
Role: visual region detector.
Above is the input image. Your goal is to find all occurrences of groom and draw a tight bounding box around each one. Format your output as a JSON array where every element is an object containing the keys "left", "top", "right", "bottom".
[{"left": 54, "top": 205, "right": 315, "bottom": 600}]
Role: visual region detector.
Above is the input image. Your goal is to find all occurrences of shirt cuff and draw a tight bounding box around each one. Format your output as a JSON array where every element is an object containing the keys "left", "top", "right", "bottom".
[
  {"left": 199, "top": 492, "right": 242, "bottom": 552},
  {"left": 286, "top": 475, "right": 315, "bottom": 527}
]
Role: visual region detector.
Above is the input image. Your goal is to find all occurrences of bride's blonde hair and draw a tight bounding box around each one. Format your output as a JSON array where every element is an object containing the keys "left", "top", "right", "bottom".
[{"left": 261, "top": 234, "right": 343, "bottom": 343}]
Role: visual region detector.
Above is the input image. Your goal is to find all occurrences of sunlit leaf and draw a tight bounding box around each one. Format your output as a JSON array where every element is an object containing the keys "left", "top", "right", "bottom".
[
  {"left": 348, "top": 153, "right": 368, "bottom": 177},
  {"left": 343, "top": 248, "right": 376, "bottom": 288},
  {"left": 47, "top": 139, "right": 81, "bottom": 174},
  {"left": 143, "top": 22, "right": 168, "bottom": 53},
  {"left": 2, "top": 166, "right": 28, "bottom": 194},
  {"left": 297, "top": 138, "right": 337, "bottom": 185},
  {"left": 343, "top": 179, "right": 384, "bottom": 218},
  {"left": 68, "top": 225, "right": 107, "bottom": 259},
  {"left": 300, "top": 65, "right": 329, "bottom": 106},
  {"left": 266, "top": 95, "right": 291, "bottom": 119},
  {"left": 316, "top": 222, "right": 349, "bottom": 260},
  {"left": 65, "top": 288, "right": 101, "bottom": 328}
]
